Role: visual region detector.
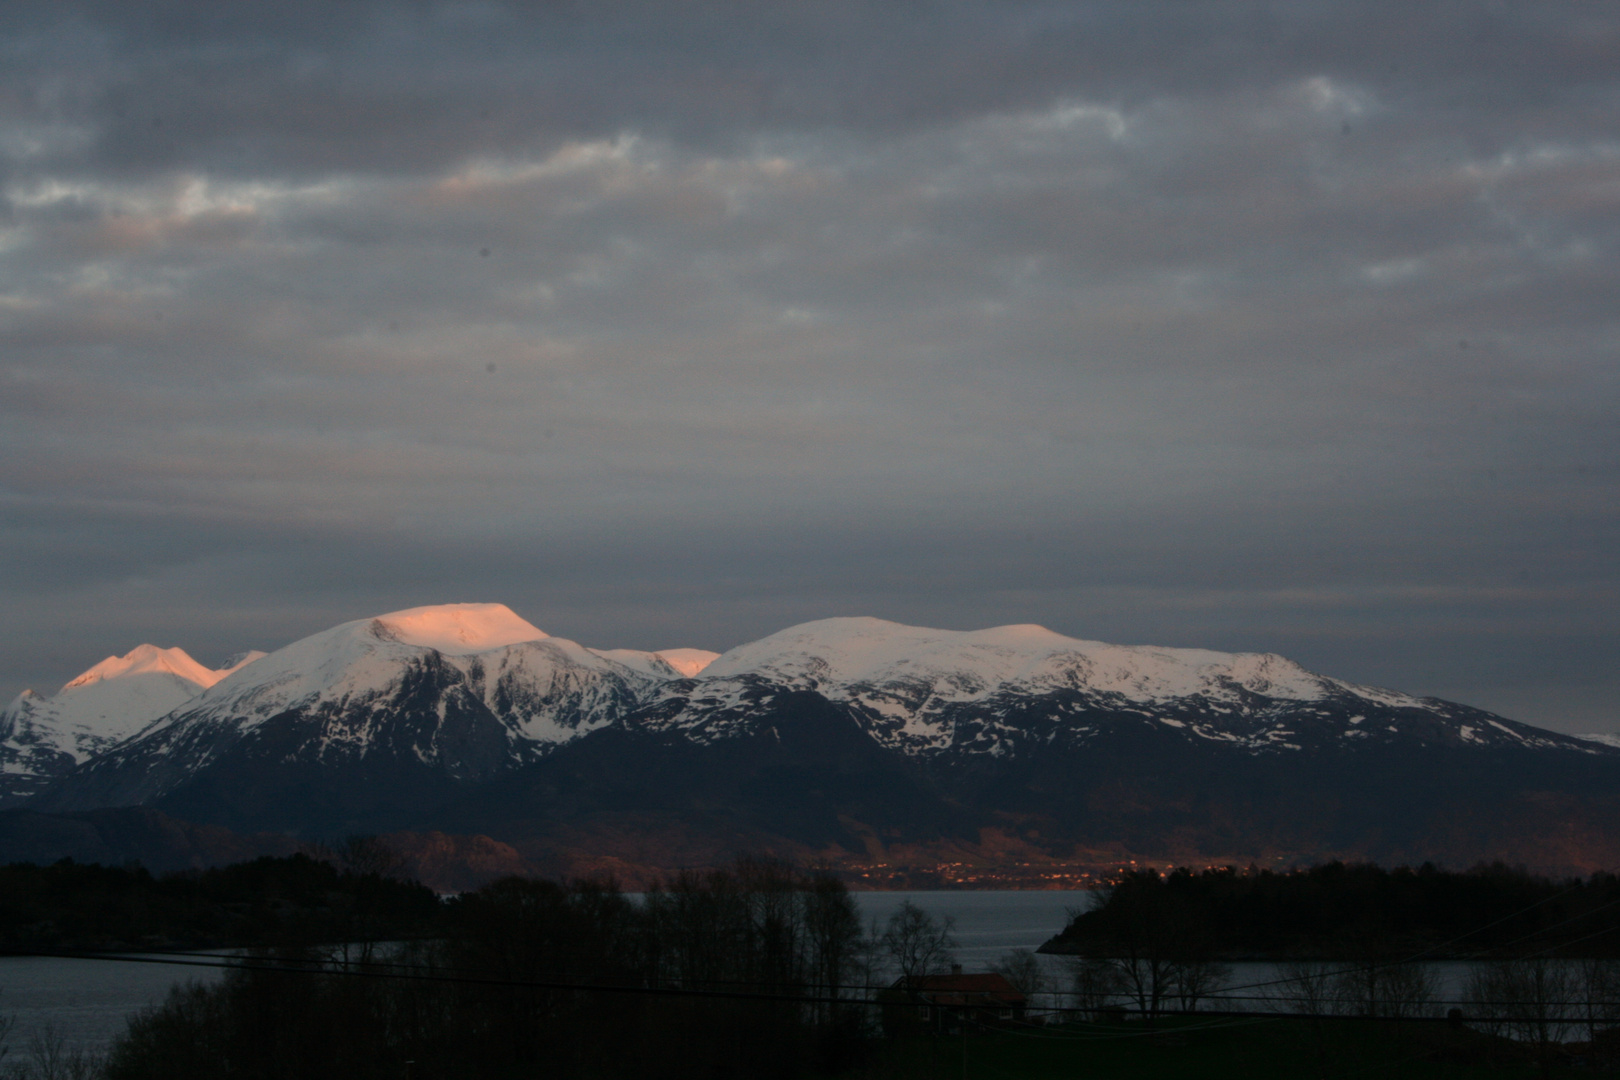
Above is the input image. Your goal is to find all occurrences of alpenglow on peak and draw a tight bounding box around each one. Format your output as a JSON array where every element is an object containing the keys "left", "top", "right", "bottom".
[{"left": 370, "top": 603, "right": 548, "bottom": 654}]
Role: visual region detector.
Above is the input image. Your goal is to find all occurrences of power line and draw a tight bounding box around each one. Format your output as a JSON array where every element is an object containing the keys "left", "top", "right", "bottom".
[
  {"left": 1, "top": 949, "right": 874, "bottom": 1007},
  {"left": 10, "top": 948, "right": 1618, "bottom": 1028}
]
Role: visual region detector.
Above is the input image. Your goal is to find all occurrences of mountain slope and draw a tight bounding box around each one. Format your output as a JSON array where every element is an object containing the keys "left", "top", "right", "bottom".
[
  {"left": 26, "top": 608, "right": 1620, "bottom": 876},
  {"left": 32, "top": 604, "right": 689, "bottom": 820},
  {"left": 696, "top": 617, "right": 1593, "bottom": 759},
  {"left": 0, "top": 645, "right": 249, "bottom": 801}
]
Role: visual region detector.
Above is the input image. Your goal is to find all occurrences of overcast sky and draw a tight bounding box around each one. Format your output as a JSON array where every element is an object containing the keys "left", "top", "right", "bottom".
[{"left": 2, "top": 1, "right": 1615, "bottom": 732}]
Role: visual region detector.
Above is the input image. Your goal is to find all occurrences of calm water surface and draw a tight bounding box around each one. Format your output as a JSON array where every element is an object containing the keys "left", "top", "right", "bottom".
[
  {"left": 852, "top": 889, "right": 1090, "bottom": 971},
  {"left": 0, "top": 953, "right": 229, "bottom": 1058}
]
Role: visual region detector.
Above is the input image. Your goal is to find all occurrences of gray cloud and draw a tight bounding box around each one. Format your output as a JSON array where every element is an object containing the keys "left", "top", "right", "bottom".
[{"left": 1, "top": 2, "right": 1616, "bottom": 733}]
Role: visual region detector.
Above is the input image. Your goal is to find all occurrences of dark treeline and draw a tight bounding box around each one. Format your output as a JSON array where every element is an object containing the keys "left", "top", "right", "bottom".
[
  {"left": 103, "top": 858, "right": 871, "bottom": 1080},
  {"left": 0, "top": 838, "right": 440, "bottom": 951},
  {"left": 1046, "top": 862, "right": 1620, "bottom": 960}
]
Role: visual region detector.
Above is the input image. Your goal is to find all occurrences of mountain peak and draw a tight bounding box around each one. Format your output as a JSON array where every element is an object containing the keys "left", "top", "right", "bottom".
[
  {"left": 652, "top": 648, "right": 721, "bottom": 677},
  {"left": 61, "top": 644, "right": 221, "bottom": 693},
  {"left": 369, "top": 603, "right": 547, "bottom": 655}
]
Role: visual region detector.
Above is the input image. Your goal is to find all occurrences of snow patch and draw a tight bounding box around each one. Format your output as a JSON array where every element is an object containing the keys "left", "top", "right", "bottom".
[
  {"left": 371, "top": 604, "right": 546, "bottom": 654},
  {"left": 63, "top": 644, "right": 222, "bottom": 691}
]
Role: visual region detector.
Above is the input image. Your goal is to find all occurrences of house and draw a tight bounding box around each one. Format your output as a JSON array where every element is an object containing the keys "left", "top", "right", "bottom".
[{"left": 879, "top": 964, "right": 1028, "bottom": 1035}]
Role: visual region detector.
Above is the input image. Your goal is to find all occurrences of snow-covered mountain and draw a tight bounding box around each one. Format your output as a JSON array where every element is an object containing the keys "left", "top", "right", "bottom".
[
  {"left": 33, "top": 604, "right": 707, "bottom": 812},
  {"left": 24, "top": 605, "right": 1620, "bottom": 873},
  {"left": 638, "top": 617, "right": 1592, "bottom": 757},
  {"left": 0, "top": 645, "right": 262, "bottom": 800}
]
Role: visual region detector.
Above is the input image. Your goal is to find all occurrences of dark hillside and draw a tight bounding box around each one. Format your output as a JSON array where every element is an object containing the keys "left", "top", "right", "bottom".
[
  {"left": 0, "top": 851, "right": 441, "bottom": 951},
  {"left": 1041, "top": 862, "right": 1620, "bottom": 959}
]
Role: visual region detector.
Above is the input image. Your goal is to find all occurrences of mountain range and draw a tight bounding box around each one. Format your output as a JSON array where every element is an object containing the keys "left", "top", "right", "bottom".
[
  {"left": 7, "top": 603, "right": 1619, "bottom": 886},
  {"left": 0, "top": 645, "right": 265, "bottom": 801}
]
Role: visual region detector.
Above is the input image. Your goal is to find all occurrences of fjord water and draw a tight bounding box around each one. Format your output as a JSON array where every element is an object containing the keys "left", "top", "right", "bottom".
[
  {"left": 1, "top": 891, "right": 1506, "bottom": 1056},
  {"left": 852, "top": 891, "right": 1482, "bottom": 1018},
  {"left": 0, "top": 953, "right": 229, "bottom": 1057},
  {"left": 1, "top": 891, "right": 1090, "bottom": 1055},
  {"left": 853, "top": 889, "right": 1091, "bottom": 971}
]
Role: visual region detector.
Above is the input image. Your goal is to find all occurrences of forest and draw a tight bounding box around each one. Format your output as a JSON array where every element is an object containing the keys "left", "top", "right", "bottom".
[
  {"left": 0, "top": 839, "right": 441, "bottom": 951},
  {"left": 93, "top": 859, "right": 872, "bottom": 1080},
  {"left": 1044, "top": 862, "right": 1620, "bottom": 960}
]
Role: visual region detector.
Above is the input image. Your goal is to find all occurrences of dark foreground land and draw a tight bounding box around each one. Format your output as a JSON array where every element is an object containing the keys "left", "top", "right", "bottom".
[
  {"left": 1043, "top": 861, "right": 1620, "bottom": 959},
  {"left": 4, "top": 853, "right": 1619, "bottom": 1078},
  {"left": 88, "top": 963, "right": 1620, "bottom": 1080},
  {"left": 0, "top": 842, "right": 440, "bottom": 951},
  {"left": 873, "top": 1018, "right": 1617, "bottom": 1079}
]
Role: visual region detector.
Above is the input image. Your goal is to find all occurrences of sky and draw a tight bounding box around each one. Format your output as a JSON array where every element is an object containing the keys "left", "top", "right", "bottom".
[{"left": 1, "top": 1, "right": 1616, "bottom": 733}]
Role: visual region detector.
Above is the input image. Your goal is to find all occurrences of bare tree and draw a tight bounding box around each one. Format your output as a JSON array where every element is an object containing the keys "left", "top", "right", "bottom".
[
  {"left": 1272, "top": 959, "right": 1341, "bottom": 1017},
  {"left": 1579, "top": 958, "right": 1620, "bottom": 1048},
  {"left": 1272, "top": 958, "right": 1340, "bottom": 1077},
  {"left": 1080, "top": 873, "right": 1216, "bottom": 1019},
  {"left": 26, "top": 1024, "right": 101, "bottom": 1080},
  {"left": 879, "top": 900, "right": 958, "bottom": 981},
  {"left": 1578, "top": 958, "right": 1620, "bottom": 1072},
  {"left": 802, "top": 863, "right": 864, "bottom": 1019},
  {"left": 1170, "top": 955, "right": 1231, "bottom": 1013},
  {"left": 1465, "top": 958, "right": 1578, "bottom": 1059},
  {"left": 1066, "top": 955, "right": 1121, "bottom": 1020},
  {"left": 992, "top": 949, "right": 1048, "bottom": 1010},
  {"left": 1333, "top": 960, "right": 1436, "bottom": 1018}
]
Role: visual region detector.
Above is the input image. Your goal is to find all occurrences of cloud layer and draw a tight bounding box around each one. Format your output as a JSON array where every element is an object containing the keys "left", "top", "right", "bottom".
[{"left": 2, "top": 2, "right": 1616, "bottom": 731}]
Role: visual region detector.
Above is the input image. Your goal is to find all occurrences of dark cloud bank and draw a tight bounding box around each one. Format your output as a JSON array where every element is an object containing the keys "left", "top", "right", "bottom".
[{"left": 1, "top": 1, "right": 1616, "bottom": 732}]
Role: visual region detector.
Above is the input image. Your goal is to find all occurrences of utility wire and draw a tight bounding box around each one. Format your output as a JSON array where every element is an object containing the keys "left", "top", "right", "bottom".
[
  {"left": 1, "top": 949, "right": 880, "bottom": 1007},
  {"left": 12, "top": 949, "right": 1615, "bottom": 1027}
]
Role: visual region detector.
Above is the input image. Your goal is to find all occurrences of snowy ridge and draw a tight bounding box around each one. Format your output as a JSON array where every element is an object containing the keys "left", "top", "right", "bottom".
[
  {"left": 44, "top": 605, "right": 688, "bottom": 806},
  {"left": 63, "top": 644, "right": 224, "bottom": 692},
  {"left": 221, "top": 650, "right": 269, "bottom": 675},
  {"left": 0, "top": 645, "right": 239, "bottom": 800},
  {"left": 25, "top": 606, "right": 1616, "bottom": 815},
  {"left": 690, "top": 616, "right": 1464, "bottom": 756},
  {"left": 654, "top": 648, "right": 722, "bottom": 677},
  {"left": 594, "top": 647, "right": 720, "bottom": 679},
  {"left": 174, "top": 606, "right": 663, "bottom": 742},
  {"left": 702, "top": 617, "right": 1341, "bottom": 703}
]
